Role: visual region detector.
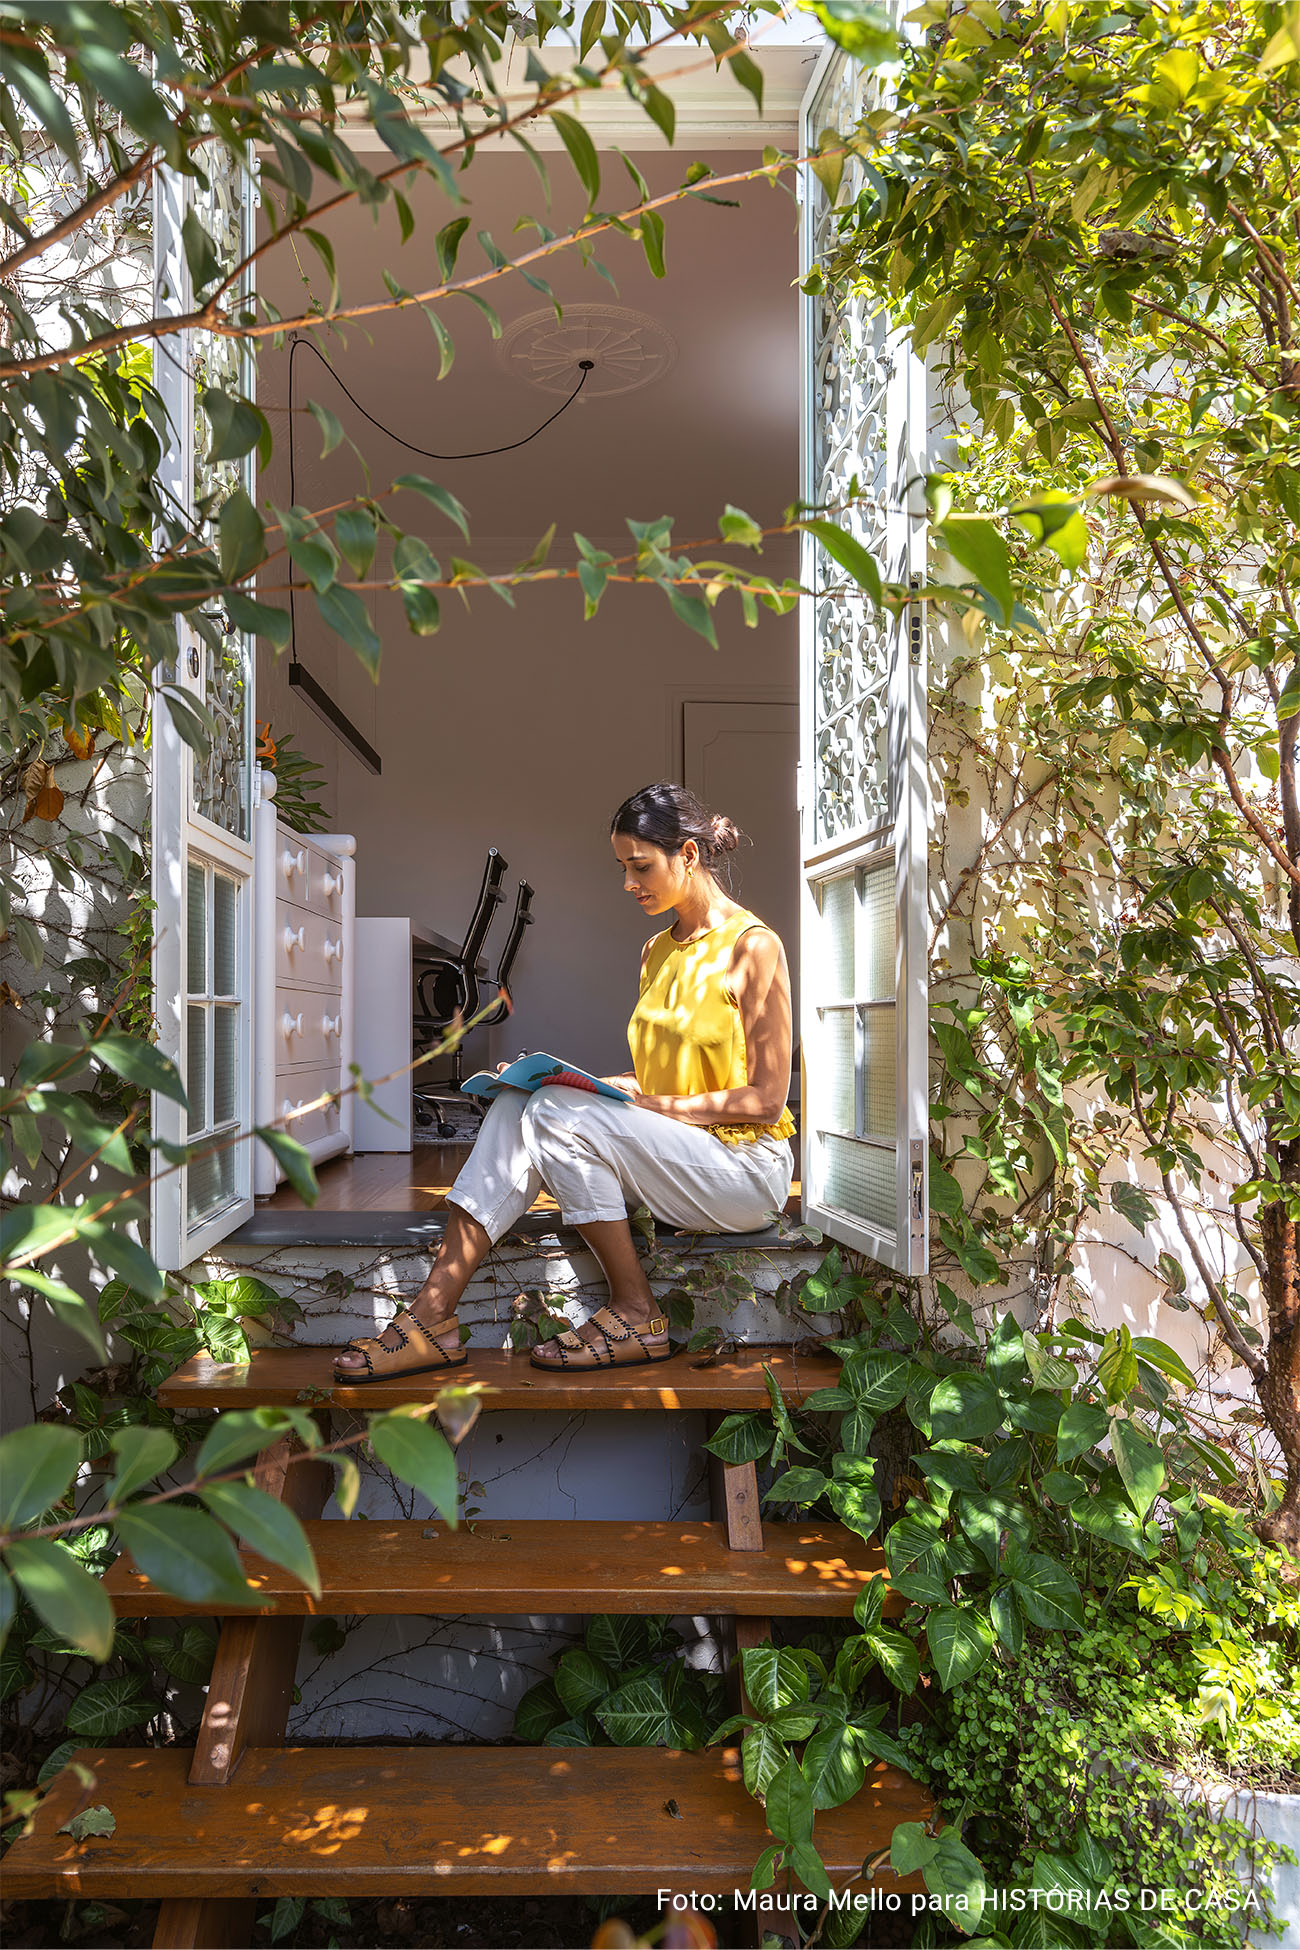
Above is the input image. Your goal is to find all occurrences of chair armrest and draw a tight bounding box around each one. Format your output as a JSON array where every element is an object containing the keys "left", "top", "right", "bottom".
[{"left": 416, "top": 960, "right": 467, "bottom": 1020}]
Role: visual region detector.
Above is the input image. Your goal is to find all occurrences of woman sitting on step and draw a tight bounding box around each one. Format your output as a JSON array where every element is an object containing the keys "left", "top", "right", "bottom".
[{"left": 332, "top": 781, "right": 796, "bottom": 1381}]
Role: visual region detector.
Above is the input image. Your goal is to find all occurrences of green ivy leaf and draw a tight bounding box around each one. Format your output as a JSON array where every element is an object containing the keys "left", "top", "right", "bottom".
[
  {"left": 550, "top": 111, "right": 601, "bottom": 206},
  {"left": 218, "top": 487, "right": 265, "bottom": 582},
  {"left": 369, "top": 1412, "right": 458, "bottom": 1525},
  {"left": 1056, "top": 1402, "right": 1109, "bottom": 1463},
  {"left": 554, "top": 1647, "right": 613, "bottom": 1716},
  {"left": 106, "top": 1426, "right": 178, "bottom": 1506},
  {"left": 800, "top": 518, "right": 883, "bottom": 603},
  {"left": 0, "top": 1424, "right": 83, "bottom": 1529},
  {"left": 87, "top": 1031, "right": 187, "bottom": 1108},
  {"left": 798, "top": 0, "right": 898, "bottom": 67},
  {"left": 802, "top": 1722, "right": 867, "bottom": 1809},
  {"left": 762, "top": 1757, "right": 815, "bottom": 1844},
  {"left": 114, "top": 1503, "right": 255, "bottom": 1607},
  {"left": 929, "top": 1371, "right": 1006, "bottom": 1442},
  {"left": 742, "top": 1722, "right": 789, "bottom": 1797},
  {"left": 764, "top": 1467, "right": 827, "bottom": 1505},
  {"left": 64, "top": 1672, "right": 154, "bottom": 1739},
  {"left": 703, "top": 1412, "right": 772, "bottom": 1465},
  {"left": 3, "top": 1537, "right": 114, "bottom": 1663},
  {"left": 199, "top": 1480, "right": 321, "bottom": 1600},
  {"left": 1110, "top": 1418, "right": 1165, "bottom": 1520},
  {"left": 742, "top": 1645, "right": 811, "bottom": 1715},
  {"left": 936, "top": 516, "right": 1015, "bottom": 627},
  {"left": 926, "top": 1604, "right": 995, "bottom": 1689},
  {"left": 1098, "top": 1326, "right": 1139, "bottom": 1403},
  {"left": 255, "top": 1127, "right": 318, "bottom": 1205}
]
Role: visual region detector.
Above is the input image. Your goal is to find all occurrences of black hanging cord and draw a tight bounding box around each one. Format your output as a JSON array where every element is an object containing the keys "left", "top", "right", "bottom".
[
  {"left": 289, "top": 331, "right": 593, "bottom": 464},
  {"left": 286, "top": 334, "right": 594, "bottom": 665}
]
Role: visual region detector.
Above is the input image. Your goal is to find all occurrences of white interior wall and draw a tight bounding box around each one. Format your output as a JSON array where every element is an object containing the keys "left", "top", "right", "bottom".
[{"left": 256, "top": 149, "right": 800, "bottom": 1077}]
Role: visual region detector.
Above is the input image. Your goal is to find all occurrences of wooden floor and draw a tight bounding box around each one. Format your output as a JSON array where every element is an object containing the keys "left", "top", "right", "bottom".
[
  {"left": 262, "top": 1145, "right": 800, "bottom": 1215},
  {"left": 259, "top": 1144, "right": 551, "bottom": 1214}
]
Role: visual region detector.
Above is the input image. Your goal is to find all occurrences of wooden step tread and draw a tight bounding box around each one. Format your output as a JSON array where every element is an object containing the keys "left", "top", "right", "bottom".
[
  {"left": 104, "top": 1520, "right": 901, "bottom": 1618},
  {"left": 3, "top": 1746, "right": 932, "bottom": 1898},
  {"left": 158, "top": 1344, "right": 841, "bottom": 1413}
]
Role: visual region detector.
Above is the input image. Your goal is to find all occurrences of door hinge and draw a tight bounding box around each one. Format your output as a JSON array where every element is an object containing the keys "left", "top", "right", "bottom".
[{"left": 908, "top": 573, "right": 924, "bottom": 668}]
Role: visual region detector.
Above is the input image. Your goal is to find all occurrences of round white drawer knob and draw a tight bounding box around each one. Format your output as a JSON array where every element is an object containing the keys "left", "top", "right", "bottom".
[
  {"left": 322, "top": 869, "right": 343, "bottom": 896},
  {"left": 322, "top": 1013, "right": 342, "bottom": 1038},
  {"left": 281, "top": 1011, "right": 304, "bottom": 1039},
  {"left": 281, "top": 846, "right": 306, "bottom": 881},
  {"left": 283, "top": 924, "right": 305, "bottom": 952},
  {"left": 324, "top": 936, "right": 343, "bottom": 963}
]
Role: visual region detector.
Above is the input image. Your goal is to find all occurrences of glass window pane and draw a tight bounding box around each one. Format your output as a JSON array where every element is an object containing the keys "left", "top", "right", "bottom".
[
  {"left": 213, "top": 874, "right": 237, "bottom": 994},
  {"left": 187, "top": 863, "right": 207, "bottom": 995},
  {"left": 823, "top": 1134, "right": 895, "bottom": 1233},
  {"left": 816, "top": 873, "right": 855, "bottom": 1000},
  {"left": 187, "top": 1004, "right": 208, "bottom": 1137},
  {"left": 861, "top": 1004, "right": 896, "bottom": 1137},
  {"left": 818, "top": 1008, "right": 856, "bottom": 1132},
  {"left": 858, "top": 864, "right": 894, "bottom": 1002},
  {"left": 186, "top": 1143, "right": 236, "bottom": 1226},
  {"left": 213, "top": 1005, "right": 238, "bottom": 1124}
]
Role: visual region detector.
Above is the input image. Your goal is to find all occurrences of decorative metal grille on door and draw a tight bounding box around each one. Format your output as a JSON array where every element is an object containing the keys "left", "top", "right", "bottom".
[
  {"left": 799, "top": 44, "right": 930, "bottom": 1274},
  {"left": 151, "top": 147, "right": 258, "bottom": 1267}
]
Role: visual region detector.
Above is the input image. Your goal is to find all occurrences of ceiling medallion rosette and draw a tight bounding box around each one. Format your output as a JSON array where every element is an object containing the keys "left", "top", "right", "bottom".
[{"left": 499, "top": 304, "right": 678, "bottom": 397}]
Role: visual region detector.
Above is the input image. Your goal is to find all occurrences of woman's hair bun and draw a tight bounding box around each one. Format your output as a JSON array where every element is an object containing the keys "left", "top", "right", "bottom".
[{"left": 610, "top": 782, "right": 747, "bottom": 880}]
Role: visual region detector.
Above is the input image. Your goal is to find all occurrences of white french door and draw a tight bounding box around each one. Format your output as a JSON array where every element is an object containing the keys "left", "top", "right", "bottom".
[
  {"left": 151, "top": 156, "right": 259, "bottom": 1270},
  {"left": 798, "top": 44, "right": 930, "bottom": 1274}
]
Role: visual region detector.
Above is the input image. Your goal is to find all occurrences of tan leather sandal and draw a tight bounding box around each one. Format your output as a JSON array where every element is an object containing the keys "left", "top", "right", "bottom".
[
  {"left": 333, "top": 1309, "right": 467, "bottom": 1384},
  {"left": 530, "top": 1304, "right": 671, "bottom": 1371}
]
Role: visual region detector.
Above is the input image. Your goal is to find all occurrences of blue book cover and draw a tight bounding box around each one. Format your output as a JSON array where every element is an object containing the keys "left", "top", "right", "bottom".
[{"left": 460, "top": 1052, "right": 633, "bottom": 1103}]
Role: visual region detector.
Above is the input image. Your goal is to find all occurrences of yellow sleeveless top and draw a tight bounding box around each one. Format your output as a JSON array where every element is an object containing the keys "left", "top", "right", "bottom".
[{"left": 627, "top": 908, "right": 797, "bottom": 1147}]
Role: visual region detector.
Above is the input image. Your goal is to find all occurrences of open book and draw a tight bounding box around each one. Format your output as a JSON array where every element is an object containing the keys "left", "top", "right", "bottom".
[{"left": 460, "top": 1051, "right": 633, "bottom": 1103}]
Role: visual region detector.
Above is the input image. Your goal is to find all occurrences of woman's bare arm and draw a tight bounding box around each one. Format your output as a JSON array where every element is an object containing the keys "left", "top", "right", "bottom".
[
  {"left": 604, "top": 936, "right": 656, "bottom": 1090},
  {"left": 633, "top": 927, "right": 793, "bottom": 1127}
]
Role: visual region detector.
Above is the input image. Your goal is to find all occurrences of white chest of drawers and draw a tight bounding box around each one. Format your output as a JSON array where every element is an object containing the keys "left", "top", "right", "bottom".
[{"left": 253, "top": 770, "right": 356, "bottom": 1195}]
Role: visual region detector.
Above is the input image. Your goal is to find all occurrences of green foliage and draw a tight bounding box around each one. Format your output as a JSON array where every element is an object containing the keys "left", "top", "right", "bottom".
[
  {"left": 256, "top": 723, "right": 330, "bottom": 834},
  {"left": 0, "top": 0, "right": 800, "bottom": 803},
  {"left": 898, "top": 1570, "right": 1298, "bottom": 1947},
  {"left": 513, "top": 1614, "right": 724, "bottom": 1749},
  {"left": 721, "top": 1272, "right": 1295, "bottom": 1940},
  {"left": 805, "top": 0, "right": 1300, "bottom": 1544}
]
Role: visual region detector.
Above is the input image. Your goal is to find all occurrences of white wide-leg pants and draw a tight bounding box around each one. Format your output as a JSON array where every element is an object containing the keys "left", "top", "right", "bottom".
[{"left": 447, "top": 1083, "right": 794, "bottom": 1242}]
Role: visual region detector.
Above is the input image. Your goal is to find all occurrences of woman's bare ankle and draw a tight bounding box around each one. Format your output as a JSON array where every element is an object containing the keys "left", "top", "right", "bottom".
[
  {"left": 410, "top": 1288, "right": 458, "bottom": 1329},
  {"left": 610, "top": 1291, "right": 658, "bottom": 1327}
]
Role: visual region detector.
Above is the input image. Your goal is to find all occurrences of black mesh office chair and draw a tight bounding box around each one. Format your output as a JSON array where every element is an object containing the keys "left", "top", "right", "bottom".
[
  {"left": 413, "top": 869, "right": 535, "bottom": 1136},
  {"left": 412, "top": 849, "right": 507, "bottom": 1136}
]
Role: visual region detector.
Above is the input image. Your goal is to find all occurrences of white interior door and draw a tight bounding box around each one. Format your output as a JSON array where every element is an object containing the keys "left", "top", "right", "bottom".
[
  {"left": 683, "top": 698, "right": 800, "bottom": 1021},
  {"left": 798, "top": 44, "right": 929, "bottom": 1274},
  {"left": 150, "top": 156, "right": 259, "bottom": 1270}
]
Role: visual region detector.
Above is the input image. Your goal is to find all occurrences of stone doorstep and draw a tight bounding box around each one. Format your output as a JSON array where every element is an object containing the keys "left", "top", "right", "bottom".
[
  {"left": 196, "top": 1210, "right": 817, "bottom": 1346},
  {"left": 225, "top": 1207, "right": 795, "bottom": 1255}
]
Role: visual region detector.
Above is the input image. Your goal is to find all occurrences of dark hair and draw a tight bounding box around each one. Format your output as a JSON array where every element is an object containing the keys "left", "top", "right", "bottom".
[{"left": 610, "top": 781, "right": 746, "bottom": 878}]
